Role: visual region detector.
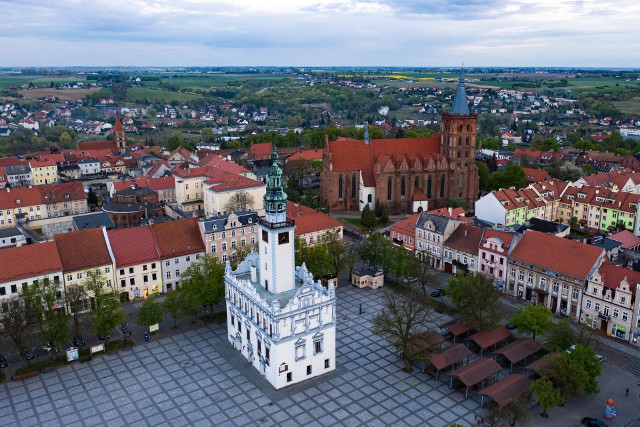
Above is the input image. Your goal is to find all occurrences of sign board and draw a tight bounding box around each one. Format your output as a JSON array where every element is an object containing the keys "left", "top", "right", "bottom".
[
  {"left": 90, "top": 343, "right": 104, "bottom": 355},
  {"left": 149, "top": 323, "right": 159, "bottom": 333},
  {"left": 66, "top": 347, "right": 79, "bottom": 362}
]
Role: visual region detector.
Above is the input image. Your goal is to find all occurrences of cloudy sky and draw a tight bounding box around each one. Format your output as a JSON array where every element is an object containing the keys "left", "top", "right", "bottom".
[{"left": 2, "top": 0, "right": 639, "bottom": 67}]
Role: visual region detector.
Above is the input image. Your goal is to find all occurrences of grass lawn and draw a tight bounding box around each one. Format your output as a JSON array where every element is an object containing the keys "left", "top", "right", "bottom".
[
  {"left": 126, "top": 87, "right": 205, "bottom": 103},
  {"left": 613, "top": 99, "right": 640, "bottom": 115},
  {"left": 0, "top": 75, "right": 86, "bottom": 89}
]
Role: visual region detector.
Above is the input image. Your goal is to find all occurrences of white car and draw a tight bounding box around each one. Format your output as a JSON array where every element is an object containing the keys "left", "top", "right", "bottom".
[{"left": 566, "top": 344, "right": 606, "bottom": 363}]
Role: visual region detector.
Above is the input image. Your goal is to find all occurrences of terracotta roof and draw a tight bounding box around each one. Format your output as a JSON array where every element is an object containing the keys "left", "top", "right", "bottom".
[
  {"left": 596, "top": 263, "right": 640, "bottom": 294},
  {"left": 427, "top": 343, "right": 473, "bottom": 370},
  {"left": 250, "top": 142, "right": 273, "bottom": 159},
  {"left": 610, "top": 229, "right": 640, "bottom": 250},
  {"left": 509, "top": 230, "right": 605, "bottom": 280},
  {"left": 169, "top": 146, "right": 193, "bottom": 161},
  {"left": 77, "top": 140, "right": 117, "bottom": 153},
  {"left": 0, "top": 187, "right": 43, "bottom": 209},
  {"left": 107, "top": 226, "right": 160, "bottom": 268},
  {"left": 467, "top": 326, "right": 512, "bottom": 349},
  {"left": 0, "top": 241, "right": 63, "bottom": 283},
  {"left": 114, "top": 117, "right": 124, "bottom": 131},
  {"left": 479, "top": 374, "right": 531, "bottom": 408},
  {"left": 411, "top": 187, "right": 428, "bottom": 202},
  {"left": 0, "top": 157, "right": 27, "bottom": 167},
  {"left": 151, "top": 218, "right": 205, "bottom": 258},
  {"left": 39, "top": 181, "right": 86, "bottom": 204},
  {"left": 29, "top": 158, "right": 58, "bottom": 168},
  {"left": 328, "top": 136, "right": 441, "bottom": 186},
  {"left": 493, "top": 338, "right": 543, "bottom": 364},
  {"left": 113, "top": 176, "right": 175, "bottom": 193},
  {"left": 198, "top": 154, "right": 250, "bottom": 175},
  {"left": 205, "top": 169, "right": 264, "bottom": 192},
  {"left": 54, "top": 228, "right": 113, "bottom": 272},
  {"left": 444, "top": 224, "right": 484, "bottom": 254},
  {"left": 428, "top": 207, "right": 466, "bottom": 219},
  {"left": 173, "top": 166, "right": 210, "bottom": 179},
  {"left": 390, "top": 213, "right": 420, "bottom": 238},
  {"left": 480, "top": 229, "right": 515, "bottom": 254},
  {"left": 287, "top": 149, "right": 323, "bottom": 162},
  {"left": 448, "top": 357, "right": 502, "bottom": 387},
  {"left": 447, "top": 319, "right": 479, "bottom": 337},
  {"left": 522, "top": 167, "right": 551, "bottom": 183},
  {"left": 287, "top": 201, "right": 342, "bottom": 236},
  {"left": 523, "top": 353, "right": 556, "bottom": 376}
]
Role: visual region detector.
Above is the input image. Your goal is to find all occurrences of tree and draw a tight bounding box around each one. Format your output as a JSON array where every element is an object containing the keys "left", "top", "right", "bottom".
[
  {"left": 359, "top": 233, "right": 395, "bottom": 277},
  {"left": 224, "top": 190, "right": 255, "bottom": 213},
  {"left": 370, "top": 292, "right": 434, "bottom": 372},
  {"left": 86, "top": 273, "right": 126, "bottom": 349},
  {"left": 531, "top": 378, "right": 563, "bottom": 418},
  {"left": 136, "top": 296, "right": 165, "bottom": 328},
  {"left": 22, "top": 278, "right": 70, "bottom": 357},
  {"left": 510, "top": 304, "right": 553, "bottom": 338},
  {"left": 548, "top": 345, "right": 602, "bottom": 398},
  {"left": 482, "top": 137, "right": 500, "bottom": 150},
  {"left": 343, "top": 240, "right": 360, "bottom": 277},
  {"left": 65, "top": 283, "right": 88, "bottom": 339},
  {"left": 325, "top": 231, "right": 346, "bottom": 278},
  {"left": 180, "top": 254, "right": 226, "bottom": 315},
  {"left": 447, "top": 273, "right": 503, "bottom": 330},
  {"left": 488, "top": 165, "right": 527, "bottom": 190},
  {"left": 569, "top": 216, "right": 579, "bottom": 229},
  {"left": 484, "top": 397, "right": 531, "bottom": 427},
  {"left": 360, "top": 204, "right": 377, "bottom": 229},
  {"left": 413, "top": 254, "right": 439, "bottom": 296},
  {"left": 0, "top": 296, "right": 35, "bottom": 366},
  {"left": 447, "top": 198, "right": 466, "bottom": 210},
  {"left": 545, "top": 319, "right": 574, "bottom": 351},
  {"left": 86, "top": 188, "right": 99, "bottom": 207},
  {"left": 163, "top": 288, "right": 186, "bottom": 328}
]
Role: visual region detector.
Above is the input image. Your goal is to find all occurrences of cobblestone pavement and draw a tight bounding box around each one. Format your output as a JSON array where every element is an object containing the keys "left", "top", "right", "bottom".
[{"left": 1, "top": 284, "right": 496, "bottom": 427}]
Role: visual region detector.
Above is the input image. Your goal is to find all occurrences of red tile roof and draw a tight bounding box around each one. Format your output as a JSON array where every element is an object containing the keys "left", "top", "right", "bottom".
[
  {"left": 54, "top": 228, "right": 113, "bottom": 272},
  {"left": 610, "top": 230, "right": 640, "bottom": 250},
  {"left": 29, "top": 158, "right": 58, "bottom": 168},
  {"left": 107, "top": 226, "right": 160, "bottom": 268},
  {"left": 328, "top": 136, "right": 441, "bottom": 186},
  {"left": 596, "top": 263, "right": 640, "bottom": 294},
  {"left": 151, "top": 218, "right": 205, "bottom": 258},
  {"left": 39, "top": 181, "right": 86, "bottom": 204},
  {"left": 250, "top": 142, "right": 273, "bottom": 159},
  {"left": 448, "top": 357, "right": 503, "bottom": 387},
  {"left": 287, "top": 201, "right": 342, "bottom": 236},
  {"left": 390, "top": 213, "right": 420, "bottom": 238},
  {"left": 198, "top": 155, "right": 250, "bottom": 175},
  {"left": 114, "top": 117, "right": 124, "bottom": 131},
  {"left": 479, "top": 374, "right": 530, "bottom": 408},
  {"left": 287, "top": 149, "right": 323, "bottom": 162},
  {"left": 522, "top": 167, "right": 551, "bottom": 183},
  {"left": 427, "top": 343, "right": 473, "bottom": 370},
  {"left": 205, "top": 170, "right": 264, "bottom": 192},
  {"left": 492, "top": 338, "right": 543, "bottom": 364},
  {"left": 0, "top": 187, "right": 43, "bottom": 209},
  {"left": 509, "top": 230, "right": 605, "bottom": 280},
  {"left": 480, "top": 228, "right": 515, "bottom": 254},
  {"left": 0, "top": 241, "right": 63, "bottom": 283},
  {"left": 113, "top": 175, "right": 175, "bottom": 193},
  {"left": 77, "top": 140, "right": 117, "bottom": 153},
  {"left": 444, "top": 224, "right": 484, "bottom": 254}
]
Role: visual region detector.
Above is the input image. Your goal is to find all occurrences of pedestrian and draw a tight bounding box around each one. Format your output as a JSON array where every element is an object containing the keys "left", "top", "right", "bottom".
[{"left": 626, "top": 388, "right": 629, "bottom": 397}]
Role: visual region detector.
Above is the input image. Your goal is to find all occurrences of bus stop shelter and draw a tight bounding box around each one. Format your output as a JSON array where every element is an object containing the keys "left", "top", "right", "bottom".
[
  {"left": 447, "top": 357, "right": 503, "bottom": 398},
  {"left": 493, "top": 338, "right": 543, "bottom": 371}
]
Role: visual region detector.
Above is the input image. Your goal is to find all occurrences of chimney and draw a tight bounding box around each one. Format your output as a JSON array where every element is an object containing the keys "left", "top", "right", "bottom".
[{"left": 448, "top": 207, "right": 452, "bottom": 216}]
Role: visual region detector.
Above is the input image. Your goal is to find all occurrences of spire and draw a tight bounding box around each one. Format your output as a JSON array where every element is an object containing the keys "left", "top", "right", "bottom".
[
  {"left": 451, "top": 67, "right": 470, "bottom": 115},
  {"left": 364, "top": 122, "right": 370, "bottom": 145},
  {"left": 263, "top": 145, "right": 287, "bottom": 222}
]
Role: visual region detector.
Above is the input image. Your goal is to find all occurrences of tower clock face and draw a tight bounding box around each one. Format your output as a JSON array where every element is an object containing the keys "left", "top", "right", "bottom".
[{"left": 278, "top": 232, "right": 289, "bottom": 245}]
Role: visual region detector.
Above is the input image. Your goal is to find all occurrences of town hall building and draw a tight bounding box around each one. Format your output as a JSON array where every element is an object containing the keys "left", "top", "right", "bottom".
[
  {"left": 321, "top": 72, "right": 479, "bottom": 213},
  {"left": 225, "top": 147, "right": 337, "bottom": 389}
]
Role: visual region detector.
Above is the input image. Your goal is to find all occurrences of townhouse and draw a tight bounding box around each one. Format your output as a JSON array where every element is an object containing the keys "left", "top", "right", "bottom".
[
  {"left": 5, "top": 164, "right": 33, "bottom": 187},
  {"left": 0, "top": 186, "right": 46, "bottom": 228},
  {"left": 40, "top": 181, "right": 89, "bottom": 219},
  {"left": 415, "top": 212, "right": 463, "bottom": 269},
  {"left": 477, "top": 229, "right": 517, "bottom": 288},
  {"left": 442, "top": 224, "right": 484, "bottom": 275},
  {"left": 203, "top": 169, "right": 266, "bottom": 217},
  {"left": 287, "top": 201, "right": 343, "bottom": 246},
  {"left": 506, "top": 230, "right": 606, "bottom": 320},
  {"left": 390, "top": 213, "right": 420, "bottom": 251},
  {"left": 111, "top": 175, "right": 176, "bottom": 204},
  {"left": 174, "top": 167, "right": 209, "bottom": 214},
  {"left": 107, "top": 226, "right": 162, "bottom": 300},
  {"left": 29, "top": 158, "right": 59, "bottom": 185},
  {"left": 199, "top": 211, "right": 259, "bottom": 263},
  {"left": 151, "top": 218, "right": 206, "bottom": 292}
]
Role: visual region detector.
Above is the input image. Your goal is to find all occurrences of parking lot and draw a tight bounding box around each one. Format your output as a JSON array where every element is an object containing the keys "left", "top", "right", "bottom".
[{"left": 1, "top": 284, "right": 639, "bottom": 426}]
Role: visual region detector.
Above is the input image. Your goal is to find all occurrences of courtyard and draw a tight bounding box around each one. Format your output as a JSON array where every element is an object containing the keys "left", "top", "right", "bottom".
[{"left": 1, "top": 284, "right": 639, "bottom": 426}]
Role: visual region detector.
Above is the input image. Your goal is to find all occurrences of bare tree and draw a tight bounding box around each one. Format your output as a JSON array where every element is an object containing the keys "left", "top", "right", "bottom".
[
  {"left": 224, "top": 190, "right": 255, "bottom": 213},
  {"left": 65, "top": 283, "right": 88, "bottom": 339},
  {"left": 483, "top": 397, "right": 531, "bottom": 427},
  {"left": 413, "top": 253, "right": 440, "bottom": 296},
  {"left": 0, "top": 296, "right": 35, "bottom": 365},
  {"left": 370, "top": 292, "right": 434, "bottom": 372}
]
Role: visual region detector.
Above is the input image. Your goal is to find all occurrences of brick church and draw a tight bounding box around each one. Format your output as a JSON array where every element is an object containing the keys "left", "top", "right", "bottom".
[{"left": 320, "top": 73, "right": 479, "bottom": 213}]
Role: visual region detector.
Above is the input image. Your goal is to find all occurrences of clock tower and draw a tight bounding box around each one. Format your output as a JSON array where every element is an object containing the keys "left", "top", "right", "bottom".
[{"left": 259, "top": 147, "right": 295, "bottom": 294}]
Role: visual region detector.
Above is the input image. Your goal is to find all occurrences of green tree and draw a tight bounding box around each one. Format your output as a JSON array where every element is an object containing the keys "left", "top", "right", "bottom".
[
  {"left": 59, "top": 131, "right": 73, "bottom": 148},
  {"left": 370, "top": 292, "right": 434, "bottom": 372},
  {"left": 0, "top": 295, "right": 35, "bottom": 366},
  {"left": 549, "top": 345, "right": 602, "bottom": 398},
  {"left": 325, "top": 231, "right": 346, "bottom": 278},
  {"left": 510, "top": 304, "right": 553, "bottom": 338},
  {"left": 581, "top": 164, "right": 596, "bottom": 176},
  {"left": 545, "top": 319, "right": 574, "bottom": 351},
  {"left": 482, "top": 137, "right": 500, "bottom": 150},
  {"left": 447, "top": 273, "right": 503, "bottom": 330},
  {"left": 488, "top": 165, "right": 527, "bottom": 190},
  {"left": 163, "top": 288, "right": 186, "bottom": 328},
  {"left": 65, "top": 283, "right": 88, "bottom": 340},
  {"left": 86, "top": 273, "right": 126, "bottom": 349},
  {"left": 531, "top": 378, "right": 563, "bottom": 418},
  {"left": 447, "top": 198, "right": 466, "bottom": 210},
  {"left": 136, "top": 296, "right": 165, "bottom": 328},
  {"left": 361, "top": 204, "right": 377, "bottom": 229},
  {"left": 414, "top": 253, "right": 439, "bottom": 296},
  {"left": 201, "top": 127, "right": 214, "bottom": 142},
  {"left": 359, "top": 232, "right": 394, "bottom": 274},
  {"left": 180, "top": 254, "right": 226, "bottom": 315},
  {"left": 86, "top": 188, "right": 99, "bottom": 206}
]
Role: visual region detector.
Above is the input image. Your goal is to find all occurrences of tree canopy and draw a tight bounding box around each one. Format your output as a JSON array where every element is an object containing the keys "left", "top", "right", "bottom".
[
  {"left": 510, "top": 304, "right": 553, "bottom": 338},
  {"left": 447, "top": 273, "right": 503, "bottom": 330}
]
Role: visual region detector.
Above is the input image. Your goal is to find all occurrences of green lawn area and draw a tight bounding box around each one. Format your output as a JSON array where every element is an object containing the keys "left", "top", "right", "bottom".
[
  {"left": 126, "top": 87, "right": 205, "bottom": 103},
  {"left": 0, "top": 75, "right": 86, "bottom": 89},
  {"left": 613, "top": 99, "right": 640, "bottom": 115},
  {"left": 476, "top": 77, "right": 640, "bottom": 94}
]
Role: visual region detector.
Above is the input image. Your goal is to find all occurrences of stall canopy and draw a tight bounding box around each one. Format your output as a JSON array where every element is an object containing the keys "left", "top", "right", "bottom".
[
  {"left": 493, "top": 338, "right": 543, "bottom": 370},
  {"left": 448, "top": 357, "right": 502, "bottom": 398},
  {"left": 466, "top": 326, "right": 512, "bottom": 355},
  {"left": 479, "top": 374, "right": 531, "bottom": 408},
  {"left": 427, "top": 343, "right": 473, "bottom": 379}
]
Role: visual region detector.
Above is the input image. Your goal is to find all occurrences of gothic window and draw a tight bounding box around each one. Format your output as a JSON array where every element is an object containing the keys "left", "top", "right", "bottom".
[
  {"left": 401, "top": 176, "right": 406, "bottom": 197},
  {"left": 458, "top": 137, "right": 462, "bottom": 146},
  {"left": 466, "top": 136, "right": 470, "bottom": 145},
  {"left": 414, "top": 176, "right": 419, "bottom": 188},
  {"left": 387, "top": 177, "right": 392, "bottom": 200},
  {"left": 427, "top": 176, "right": 432, "bottom": 198},
  {"left": 467, "top": 124, "right": 471, "bottom": 132},
  {"left": 351, "top": 174, "right": 356, "bottom": 198},
  {"left": 338, "top": 175, "right": 343, "bottom": 199},
  {"left": 458, "top": 124, "right": 463, "bottom": 132},
  {"left": 440, "top": 174, "right": 446, "bottom": 198},
  {"left": 367, "top": 194, "right": 372, "bottom": 203}
]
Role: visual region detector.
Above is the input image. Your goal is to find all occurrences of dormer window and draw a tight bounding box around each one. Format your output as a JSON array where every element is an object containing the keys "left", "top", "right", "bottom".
[{"left": 64, "top": 194, "right": 70, "bottom": 199}]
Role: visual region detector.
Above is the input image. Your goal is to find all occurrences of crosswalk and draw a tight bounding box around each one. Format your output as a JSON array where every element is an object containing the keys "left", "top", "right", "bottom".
[{"left": 623, "top": 360, "right": 640, "bottom": 378}]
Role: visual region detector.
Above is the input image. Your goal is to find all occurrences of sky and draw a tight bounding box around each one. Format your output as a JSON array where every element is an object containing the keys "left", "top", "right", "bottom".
[{"left": 2, "top": 0, "right": 639, "bottom": 67}]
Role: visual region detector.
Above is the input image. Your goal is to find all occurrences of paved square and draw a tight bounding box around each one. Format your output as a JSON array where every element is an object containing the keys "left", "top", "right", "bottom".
[{"left": 0, "top": 285, "right": 483, "bottom": 426}]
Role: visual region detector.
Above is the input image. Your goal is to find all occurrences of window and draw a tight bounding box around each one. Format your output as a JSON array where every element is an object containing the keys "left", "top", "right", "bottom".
[
  {"left": 77, "top": 273, "right": 83, "bottom": 280},
  {"left": 623, "top": 312, "right": 628, "bottom": 321},
  {"left": 222, "top": 231, "right": 226, "bottom": 239},
  {"left": 129, "top": 267, "right": 134, "bottom": 274},
  {"left": 143, "top": 265, "right": 148, "bottom": 271},
  {"left": 67, "top": 275, "right": 72, "bottom": 282},
  {"left": 120, "top": 279, "right": 126, "bottom": 288},
  {"left": 527, "top": 273, "right": 533, "bottom": 284},
  {"left": 231, "top": 315, "right": 235, "bottom": 326},
  {"left": 11, "top": 284, "right": 17, "bottom": 293},
  {"left": 440, "top": 174, "right": 446, "bottom": 198},
  {"left": 278, "top": 232, "right": 289, "bottom": 245},
  {"left": 621, "top": 296, "right": 626, "bottom": 304},
  {"left": 212, "top": 244, "right": 217, "bottom": 253},
  {"left": 338, "top": 175, "right": 343, "bottom": 199},
  {"left": 152, "top": 273, "right": 157, "bottom": 281},
  {"left": 387, "top": 177, "right": 392, "bottom": 200},
  {"left": 595, "top": 302, "right": 600, "bottom": 312},
  {"left": 510, "top": 269, "right": 516, "bottom": 279},
  {"left": 295, "top": 339, "right": 306, "bottom": 361},
  {"left": 325, "top": 359, "right": 330, "bottom": 369},
  {"left": 572, "top": 289, "right": 579, "bottom": 300},
  {"left": 175, "top": 270, "right": 180, "bottom": 277},
  {"left": 400, "top": 176, "right": 406, "bottom": 197},
  {"left": 120, "top": 269, "right": 125, "bottom": 275},
  {"left": 151, "top": 263, "right": 156, "bottom": 269},
  {"left": 144, "top": 275, "right": 149, "bottom": 283},
  {"left": 165, "top": 260, "right": 170, "bottom": 267},
  {"left": 238, "top": 322, "right": 241, "bottom": 332},
  {"left": 222, "top": 243, "right": 227, "bottom": 251},
  {"left": 613, "top": 308, "right": 619, "bottom": 318},
  {"left": 586, "top": 299, "right": 592, "bottom": 309},
  {"left": 351, "top": 174, "right": 356, "bottom": 198},
  {"left": 130, "top": 278, "right": 135, "bottom": 286},
  {"left": 262, "top": 230, "right": 269, "bottom": 243},
  {"left": 307, "top": 365, "right": 312, "bottom": 375},
  {"left": 287, "top": 372, "right": 292, "bottom": 383},
  {"left": 174, "top": 258, "right": 179, "bottom": 265}
]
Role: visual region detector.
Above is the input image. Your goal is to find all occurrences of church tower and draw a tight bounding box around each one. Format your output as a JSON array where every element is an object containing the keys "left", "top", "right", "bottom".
[
  {"left": 114, "top": 117, "right": 126, "bottom": 151},
  {"left": 441, "top": 69, "right": 479, "bottom": 208},
  {"left": 258, "top": 146, "right": 295, "bottom": 294}
]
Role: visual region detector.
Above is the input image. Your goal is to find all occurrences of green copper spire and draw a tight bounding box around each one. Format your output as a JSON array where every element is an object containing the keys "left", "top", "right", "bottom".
[{"left": 264, "top": 145, "right": 288, "bottom": 222}]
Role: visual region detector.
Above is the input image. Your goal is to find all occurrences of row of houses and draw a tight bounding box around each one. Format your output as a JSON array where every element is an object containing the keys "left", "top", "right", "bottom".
[{"left": 390, "top": 209, "right": 640, "bottom": 347}]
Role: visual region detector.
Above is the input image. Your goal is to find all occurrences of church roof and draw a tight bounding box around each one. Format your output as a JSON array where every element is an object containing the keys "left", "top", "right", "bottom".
[
  {"left": 451, "top": 71, "right": 471, "bottom": 115},
  {"left": 114, "top": 117, "right": 124, "bottom": 132},
  {"left": 328, "top": 136, "right": 441, "bottom": 186}
]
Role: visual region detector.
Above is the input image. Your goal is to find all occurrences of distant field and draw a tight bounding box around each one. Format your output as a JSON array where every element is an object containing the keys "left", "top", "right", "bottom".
[
  {"left": 126, "top": 87, "right": 205, "bottom": 103},
  {"left": 0, "top": 75, "right": 86, "bottom": 89},
  {"left": 155, "top": 74, "right": 288, "bottom": 90},
  {"left": 476, "top": 77, "right": 640, "bottom": 94},
  {"left": 613, "top": 99, "right": 640, "bottom": 115},
  {"left": 20, "top": 87, "right": 101, "bottom": 100}
]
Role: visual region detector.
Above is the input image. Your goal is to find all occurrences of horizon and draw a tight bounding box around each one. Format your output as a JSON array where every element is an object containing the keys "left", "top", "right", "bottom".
[{"left": 2, "top": 0, "right": 639, "bottom": 68}]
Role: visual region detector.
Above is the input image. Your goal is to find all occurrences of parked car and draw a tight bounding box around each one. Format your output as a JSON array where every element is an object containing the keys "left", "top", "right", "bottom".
[
  {"left": 505, "top": 322, "right": 517, "bottom": 330},
  {"left": 0, "top": 355, "right": 8, "bottom": 368},
  {"left": 97, "top": 334, "right": 110, "bottom": 341},
  {"left": 73, "top": 335, "right": 86, "bottom": 347},
  {"left": 42, "top": 343, "right": 61, "bottom": 354},
  {"left": 430, "top": 289, "right": 445, "bottom": 297},
  {"left": 566, "top": 345, "right": 606, "bottom": 363},
  {"left": 582, "top": 417, "right": 607, "bottom": 427},
  {"left": 23, "top": 348, "right": 35, "bottom": 360}
]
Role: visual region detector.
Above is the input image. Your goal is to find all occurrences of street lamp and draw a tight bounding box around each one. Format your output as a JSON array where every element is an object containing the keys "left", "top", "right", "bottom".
[{"left": 123, "top": 331, "right": 132, "bottom": 347}]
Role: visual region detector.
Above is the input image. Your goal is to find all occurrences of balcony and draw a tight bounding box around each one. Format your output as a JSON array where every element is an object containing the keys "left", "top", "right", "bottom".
[{"left": 258, "top": 217, "right": 295, "bottom": 230}]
